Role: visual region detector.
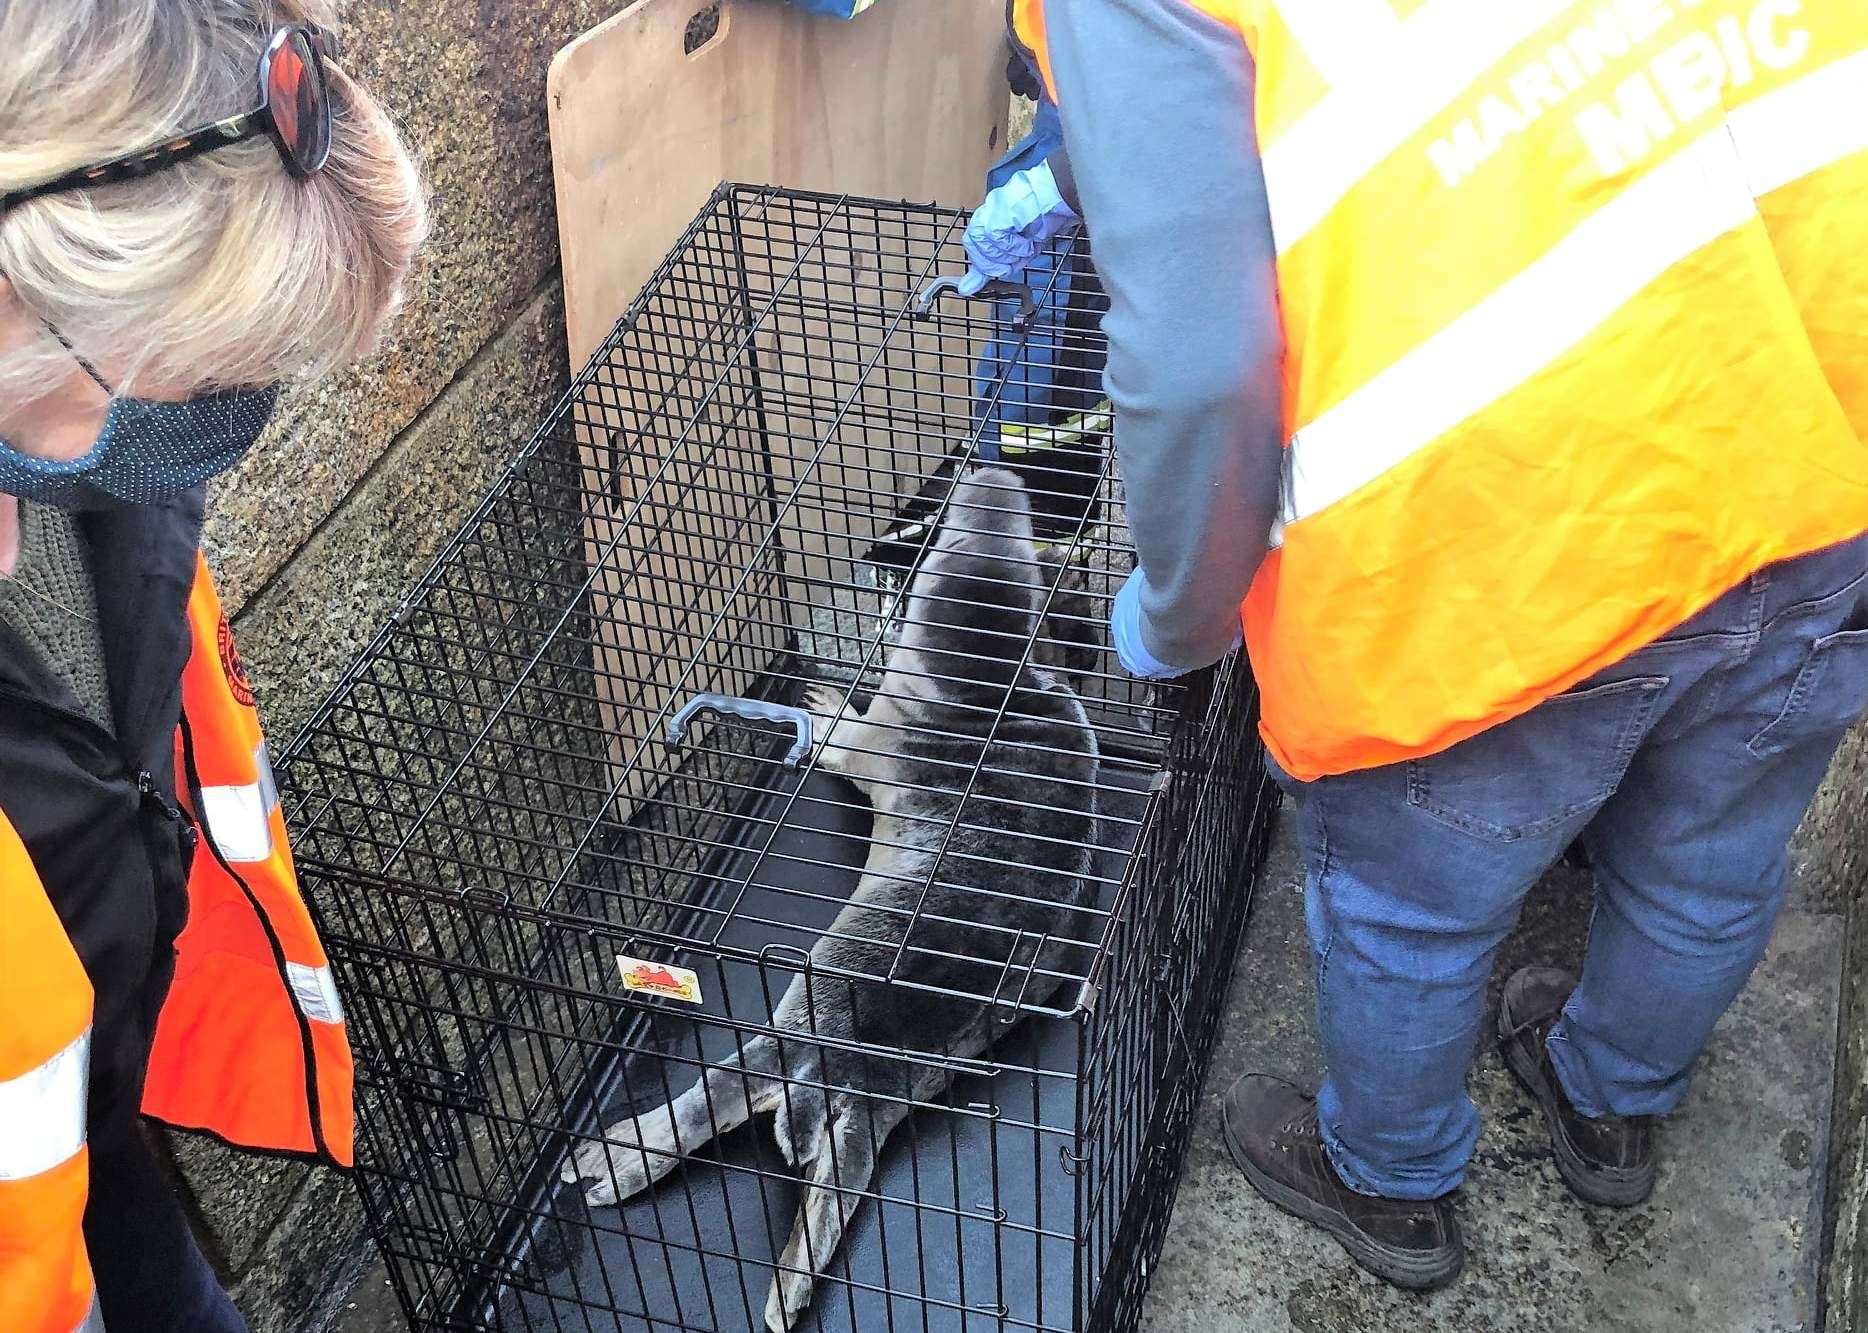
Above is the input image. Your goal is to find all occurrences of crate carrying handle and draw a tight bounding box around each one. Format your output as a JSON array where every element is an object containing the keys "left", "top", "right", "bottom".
[
  {"left": 913, "top": 274, "right": 1040, "bottom": 326},
  {"left": 665, "top": 693, "right": 814, "bottom": 769}
]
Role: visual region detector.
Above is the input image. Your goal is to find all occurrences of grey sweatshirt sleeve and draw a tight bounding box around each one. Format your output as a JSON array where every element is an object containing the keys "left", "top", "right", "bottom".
[{"left": 1045, "top": 0, "right": 1283, "bottom": 668}]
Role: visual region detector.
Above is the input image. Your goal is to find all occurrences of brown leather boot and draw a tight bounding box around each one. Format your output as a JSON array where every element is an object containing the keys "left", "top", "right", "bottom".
[
  {"left": 1220, "top": 1073, "right": 1465, "bottom": 1291},
  {"left": 1498, "top": 966, "right": 1656, "bottom": 1207}
]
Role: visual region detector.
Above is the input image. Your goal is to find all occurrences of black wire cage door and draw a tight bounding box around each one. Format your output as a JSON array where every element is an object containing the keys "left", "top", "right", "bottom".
[{"left": 280, "top": 184, "right": 1278, "bottom": 1333}]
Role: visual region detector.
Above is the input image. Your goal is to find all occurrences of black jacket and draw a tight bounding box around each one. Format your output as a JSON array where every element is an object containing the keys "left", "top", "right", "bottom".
[{"left": 0, "top": 489, "right": 204, "bottom": 1126}]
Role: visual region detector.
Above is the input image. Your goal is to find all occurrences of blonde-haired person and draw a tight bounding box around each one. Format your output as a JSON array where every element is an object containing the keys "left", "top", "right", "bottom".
[{"left": 0, "top": 4, "right": 424, "bottom": 1330}]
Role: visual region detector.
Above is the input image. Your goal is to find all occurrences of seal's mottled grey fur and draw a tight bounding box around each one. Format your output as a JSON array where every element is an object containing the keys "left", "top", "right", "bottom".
[{"left": 563, "top": 469, "right": 1102, "bottom": 1331}]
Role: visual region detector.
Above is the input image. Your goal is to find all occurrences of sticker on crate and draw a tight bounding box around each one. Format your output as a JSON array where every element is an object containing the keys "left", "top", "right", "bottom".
[{"left": 616, "top": 956, "right": 703, "bottom": 1004}]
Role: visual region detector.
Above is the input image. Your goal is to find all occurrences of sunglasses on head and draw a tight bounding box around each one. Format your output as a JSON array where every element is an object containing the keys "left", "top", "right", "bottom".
[{"left": 1, "top": 24, "right": 336, "bottom": 215}]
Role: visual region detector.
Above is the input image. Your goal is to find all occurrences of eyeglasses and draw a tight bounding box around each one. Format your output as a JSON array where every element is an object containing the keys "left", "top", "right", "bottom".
[{"left": 1, "top": 25, "right": 336, "bottom": 215}]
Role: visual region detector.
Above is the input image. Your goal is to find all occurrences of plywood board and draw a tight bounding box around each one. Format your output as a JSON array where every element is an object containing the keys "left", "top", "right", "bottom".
[
  {"left": 545, "top": 2, "right": 1005, "bottom": 833},
  {"left": 548, "top": 0, "right": 1007, "bottom": 370}
]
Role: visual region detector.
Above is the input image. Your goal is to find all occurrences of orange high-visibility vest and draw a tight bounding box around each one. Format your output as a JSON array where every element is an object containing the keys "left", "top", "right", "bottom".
[
  {"left": 3, "top": 555, "right": 351, "bottom": 1332},
  {"left": 143, "top": 553, "right": 353, "bottom": 1162},
  {"left": 1018, "top": 0, "right": 1868, "bottom": 780},
  {"left": 0, "top": 819, "right": 99, "bottom": 1333}
]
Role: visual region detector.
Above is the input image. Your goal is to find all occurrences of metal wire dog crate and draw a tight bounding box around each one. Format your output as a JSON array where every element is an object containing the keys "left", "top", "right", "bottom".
[{"left": 280, "top": 184, "right": 1277, "bottom": 1333}]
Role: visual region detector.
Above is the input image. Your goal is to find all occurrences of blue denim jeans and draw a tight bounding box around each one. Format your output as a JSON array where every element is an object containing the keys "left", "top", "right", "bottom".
[{"left": 1271, "top": 537, "right": 1868, "bottom": 1200}]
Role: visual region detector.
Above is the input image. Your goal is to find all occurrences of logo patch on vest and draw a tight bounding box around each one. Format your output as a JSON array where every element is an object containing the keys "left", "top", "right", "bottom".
[
  {"left": 617, "top": 955, "right": 703, "bottom": 1005},
  {"left": 218, "top": 614, "right": 255, "bottom": 708}
]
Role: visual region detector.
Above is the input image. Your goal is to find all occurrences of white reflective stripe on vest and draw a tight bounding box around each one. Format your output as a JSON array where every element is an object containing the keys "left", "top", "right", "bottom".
[
  {"left": 1273, "top": 0, "right": 1403, "bottom": 87},
  {"left": 254, "top": 740, "right": 279, "bottom": 814},
  {"left": 286, "top": 962, "right": 346, "bottom": 1025},
  {"left": 0, "top": 1029, "right": 88, "bottom": 1182},
  {"left": 74, "top": 1293, "right": 104, "bottom": 1333},
  {"left": 198, "top": 782, "right": 272, "bottom": 863},
  {"left": 1725, "top": 44, "right": 1867, "bottom": 194},
  {"left": 199, "top": 741, "right": 281, "bottom": 865},
  {"left": 1278, "top": 55, "right": 1868, "bottom": 531},
  {"left": 1262, "top": 0, "right": 1566, "bottom": 250}
]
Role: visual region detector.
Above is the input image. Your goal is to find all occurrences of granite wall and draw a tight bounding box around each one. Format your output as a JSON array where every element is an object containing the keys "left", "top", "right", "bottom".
[
  {"left": 1802, "top": 729, "right": 1868, "bottom": 1333},
  {"left": 175, "top": 3, "right": 635, "bottom": 1327}
]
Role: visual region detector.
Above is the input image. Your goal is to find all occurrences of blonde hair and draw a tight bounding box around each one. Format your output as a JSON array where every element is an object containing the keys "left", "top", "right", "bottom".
[{"left": 0, "top": 0, "right": 427, "bottom": 401}]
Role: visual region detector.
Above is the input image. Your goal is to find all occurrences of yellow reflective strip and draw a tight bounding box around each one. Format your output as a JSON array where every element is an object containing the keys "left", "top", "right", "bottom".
[
  {"left": 997, "top": 402, "right": 1112, "bottom": 456},
  {"left": 0, "top": 1029, "right": 88, "bottom": 1182}
]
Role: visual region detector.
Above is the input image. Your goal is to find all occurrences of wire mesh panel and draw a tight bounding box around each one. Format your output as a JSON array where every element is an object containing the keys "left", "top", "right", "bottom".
[{"left": 281, "top": 184, "right": 1278, "bottom": 1333}]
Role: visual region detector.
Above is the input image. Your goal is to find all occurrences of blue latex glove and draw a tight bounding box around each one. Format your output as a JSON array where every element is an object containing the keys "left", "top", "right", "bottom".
[
  {"left": 958, "top": 161, "right": 1079, "bottom": 296},
  {"left": 1111, "top": 571, "right": 1242, "bottom": 680},
  {"left": 1111, "top": 571, "right": 1187, "bottom": 681}
]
